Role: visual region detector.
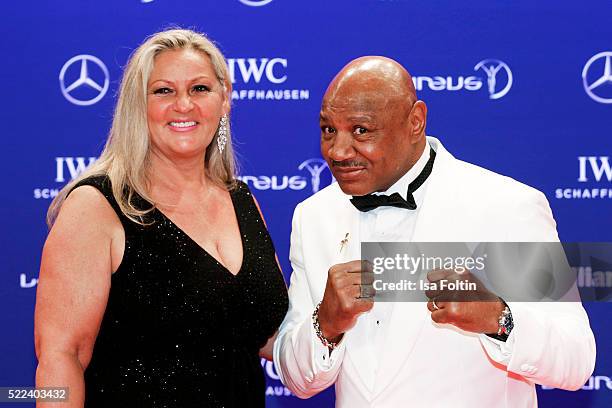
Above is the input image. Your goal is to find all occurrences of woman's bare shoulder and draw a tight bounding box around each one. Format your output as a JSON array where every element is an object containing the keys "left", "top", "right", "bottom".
[{"left": 56, "top": 185, "right": 122, "bottom": 235}]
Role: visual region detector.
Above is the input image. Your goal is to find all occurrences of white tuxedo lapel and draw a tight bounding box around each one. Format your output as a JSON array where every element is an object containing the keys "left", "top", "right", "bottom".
[
  {"left": 412, "top": 137, "right": 459, "bottom": 242},
  {"left": 305, "top": 188, "right": 376, "bottom": 392},
  {"left": 373, "top": 138, "right": 458, "bottom": 396},
  {"left": 321, "top": 187, "right": 382, "bottom": 394},
  {"left": 333, "top": 199, "right": 380, "bottom": 394},
  {"left": 322, "top": 186, "right": 361, "bottom": 266}
]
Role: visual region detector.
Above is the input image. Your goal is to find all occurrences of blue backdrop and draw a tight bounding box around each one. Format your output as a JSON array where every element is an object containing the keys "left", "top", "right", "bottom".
[{"left": 1, "top": 0, "right": 610, "bottom": 406}]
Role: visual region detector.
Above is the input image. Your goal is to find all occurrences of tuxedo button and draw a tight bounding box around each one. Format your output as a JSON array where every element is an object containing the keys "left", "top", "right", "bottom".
[{"left": 520, "top": 363, "right": 535, "bottom": 373}]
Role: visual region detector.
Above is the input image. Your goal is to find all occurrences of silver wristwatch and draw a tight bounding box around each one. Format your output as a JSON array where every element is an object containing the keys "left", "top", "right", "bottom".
[{"left": 497, "top": 303, "right": 514, "bottom": 338}]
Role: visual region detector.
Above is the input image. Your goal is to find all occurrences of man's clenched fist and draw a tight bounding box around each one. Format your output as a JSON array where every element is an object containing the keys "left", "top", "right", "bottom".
[
  {"left": 425, "top": 268, "right": 504, "bottom": 334},
  {"left": 317, "top": 260, "right": 375, "bottom": 342}
]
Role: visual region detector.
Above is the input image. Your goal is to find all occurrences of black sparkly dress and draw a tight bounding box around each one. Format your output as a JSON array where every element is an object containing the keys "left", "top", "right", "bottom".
[{"left": 69, "top": 176, "right": 288, "bottom": 407}]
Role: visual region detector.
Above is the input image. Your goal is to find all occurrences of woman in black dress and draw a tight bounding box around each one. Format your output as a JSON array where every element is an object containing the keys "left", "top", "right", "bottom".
[{"left": 34, "top": 28, "right": 288, "bottom": 407}]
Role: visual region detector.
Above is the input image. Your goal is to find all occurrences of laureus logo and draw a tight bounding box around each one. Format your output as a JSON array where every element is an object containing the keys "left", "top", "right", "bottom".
[
  {"left": 542, "top": 375, "right": 612, "bottom": 391},
  {"left": 237, "top": 158, "right": 332, "bottom": 193},
  {"left": 412, "top": 58, "right": 513, "bottom": 99},
  {"left": 298, "top": 159, "right": 331, "bottom": 193},
  {"left": 473, "top": 59, "right": 513, "bottom": 100}
]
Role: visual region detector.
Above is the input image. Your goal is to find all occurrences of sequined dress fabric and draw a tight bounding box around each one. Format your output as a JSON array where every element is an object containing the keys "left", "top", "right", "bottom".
[{"left": 69, "top": 176, "right": 288, "bottom": 407}]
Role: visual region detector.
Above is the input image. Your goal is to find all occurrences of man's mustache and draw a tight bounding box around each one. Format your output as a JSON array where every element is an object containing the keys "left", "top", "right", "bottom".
[{"left": 331, "top": 160, "right": 367, "bottom": 168}]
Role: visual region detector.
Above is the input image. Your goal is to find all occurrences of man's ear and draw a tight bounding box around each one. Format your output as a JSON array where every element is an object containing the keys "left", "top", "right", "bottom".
[{"left": 409, "top": 100, "right": 427, "bottom": 143}]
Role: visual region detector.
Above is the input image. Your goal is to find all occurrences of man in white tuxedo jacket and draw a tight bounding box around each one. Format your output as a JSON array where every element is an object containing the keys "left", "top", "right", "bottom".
[{"left": 273, "top": 56, "right": 595, "bottom": 407}]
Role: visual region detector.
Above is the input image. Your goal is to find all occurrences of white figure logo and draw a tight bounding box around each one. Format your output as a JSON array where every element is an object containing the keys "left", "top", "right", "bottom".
[
  {"left": 59, "top": 55, "right": 110, "bottom": 106},
  {"left": 298, "top": 159, "right": 330, "bottom": 193},
  {"left": 582, "top": 51, "right": 612, "bottom": 104},
  {"left": 474, "top": 59, "right": 513, "bottom": 100}
]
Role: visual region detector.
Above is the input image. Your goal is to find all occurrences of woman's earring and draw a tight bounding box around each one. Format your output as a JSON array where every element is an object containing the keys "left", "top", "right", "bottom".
[{"left": 217, "top": 114, "right": 228, "bottom": 153}]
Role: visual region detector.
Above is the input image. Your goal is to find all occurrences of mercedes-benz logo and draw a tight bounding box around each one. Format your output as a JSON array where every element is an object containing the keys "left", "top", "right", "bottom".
[
  {"left": 298, "top": 158, "right": 330, "bottom": 193},
  {"left": 239, "top": 0, "right": 274, "bottom": 6},
  {"left": 474, "top": 59, "right": 513, "bottom": 100},
  {"left": 59, "top": 55, "right": 110, "bottom": 106},
  {"left": 582, "top": 51, "right": 612, "bottom": 104}
]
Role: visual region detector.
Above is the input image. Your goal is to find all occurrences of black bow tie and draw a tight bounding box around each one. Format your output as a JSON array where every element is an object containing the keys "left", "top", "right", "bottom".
[{"left": 350, "top": 147, "right": 436, "bottom": 213}]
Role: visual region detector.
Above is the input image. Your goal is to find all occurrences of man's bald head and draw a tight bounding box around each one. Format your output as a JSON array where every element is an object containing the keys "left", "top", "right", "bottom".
[
  {"left": 319, "top": 56, "right": 427, "bottom": 196},
  {"left": 323, "top": 56, "right": 417, "bottom": 115}
]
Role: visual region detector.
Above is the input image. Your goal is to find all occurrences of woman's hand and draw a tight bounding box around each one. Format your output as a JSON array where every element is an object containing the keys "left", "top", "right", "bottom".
[{"left": 259, "top": 330, "right": 278, "bottom": 361}]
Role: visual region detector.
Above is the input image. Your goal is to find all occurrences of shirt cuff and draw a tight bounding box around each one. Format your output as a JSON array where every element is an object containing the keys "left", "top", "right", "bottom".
[
  {"left": 310, "top": 317, "right": 346, "bottom": 371},
  {"left": 479, "top": 329, "right": 516, "bottom": 365}
]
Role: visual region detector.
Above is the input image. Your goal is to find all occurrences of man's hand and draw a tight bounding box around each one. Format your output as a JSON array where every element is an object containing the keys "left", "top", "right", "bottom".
[
  {"left": 425, "top": 269, "right": 504, "bottom": 334},
  {"left": 317, "top": 260, "right": 375, "bottom": 342}
]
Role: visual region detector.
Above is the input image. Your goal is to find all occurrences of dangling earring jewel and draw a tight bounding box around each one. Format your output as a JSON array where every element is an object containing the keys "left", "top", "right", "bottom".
[{"left": 217, "top": 114, "right": 228, "bottom": 153}]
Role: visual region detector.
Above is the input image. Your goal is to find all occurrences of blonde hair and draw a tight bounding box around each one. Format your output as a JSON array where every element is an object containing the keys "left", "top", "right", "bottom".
[{"left": 47, "top": 28, "right": 237, "bottom": 226}]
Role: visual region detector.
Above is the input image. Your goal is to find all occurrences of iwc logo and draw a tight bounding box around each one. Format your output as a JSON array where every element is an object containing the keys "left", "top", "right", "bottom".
[
  {"left": 554, "top": 156, "right": 612, "bottom": 200},
  {"left": 228, "top": 57, "right": 309, "bottom": 101},
  {"left": 33, "top": 156, "right": 98, "bottom": 200}
]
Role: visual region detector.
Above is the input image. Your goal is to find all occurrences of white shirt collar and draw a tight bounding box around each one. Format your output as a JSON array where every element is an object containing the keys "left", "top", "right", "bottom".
[{"left": 374, "top": 143, "right": 431, "bottom": 200}]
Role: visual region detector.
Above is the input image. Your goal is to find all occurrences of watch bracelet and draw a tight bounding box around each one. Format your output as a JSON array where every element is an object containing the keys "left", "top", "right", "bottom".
[{"left": 497, "top": 301, "right": 514, "bottom": 336}]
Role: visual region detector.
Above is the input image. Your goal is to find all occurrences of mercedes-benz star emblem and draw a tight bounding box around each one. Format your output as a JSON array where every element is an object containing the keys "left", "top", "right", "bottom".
[
  {"left": 582, "top": 51, "right": 612, "bottom": 104},
  {"left": 474, "top": 59, "right": 513, "bottom": 100},
  {"left": 239, "top": 0, "right": 274, "bottom": 6},
  {"left": 59, "top": 55, "right": 110, "bottom": 106}
]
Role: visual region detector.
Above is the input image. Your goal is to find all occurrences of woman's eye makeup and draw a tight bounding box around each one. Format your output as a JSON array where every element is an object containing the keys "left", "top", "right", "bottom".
[
  {"left": 152, "top": 87, "right": 173, "bottom": 95},
  {"left": 150, "top": 84, "right": 212, "bottom": 95},
  {"left": 192, "top": 84, "right": 211, "bottom": 93}
]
